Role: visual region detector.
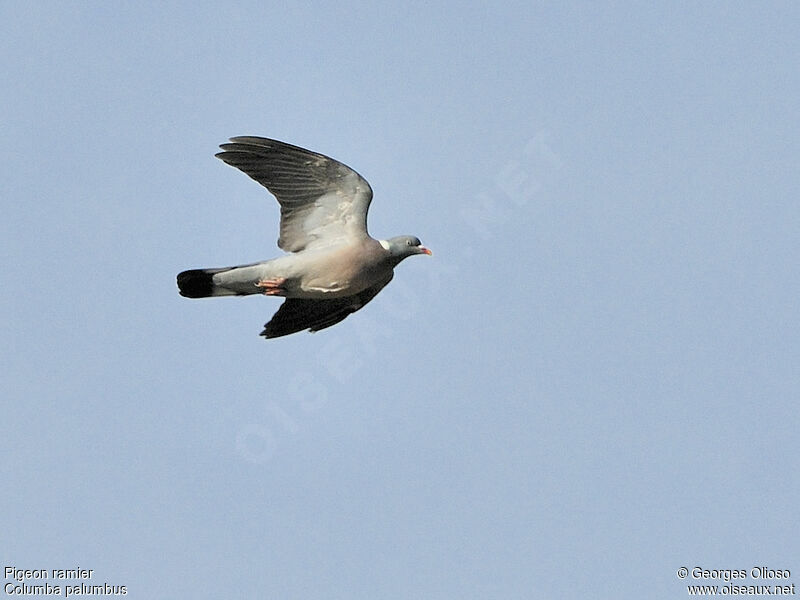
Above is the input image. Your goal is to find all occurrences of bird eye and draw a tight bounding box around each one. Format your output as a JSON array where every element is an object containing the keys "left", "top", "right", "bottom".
[{"left": 406, "top": 239, "right": 412, "bottom": 246}]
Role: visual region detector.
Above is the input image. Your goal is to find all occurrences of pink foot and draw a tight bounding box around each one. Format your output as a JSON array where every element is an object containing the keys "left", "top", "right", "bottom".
[{"left": 255, "top": 277, "right": 288, "bottom": 296}]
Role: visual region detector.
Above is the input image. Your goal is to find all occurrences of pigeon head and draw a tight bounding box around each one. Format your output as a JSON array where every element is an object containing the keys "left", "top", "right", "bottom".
[{"left": 381, "top": 236, "right": 432, "bottom": 263}]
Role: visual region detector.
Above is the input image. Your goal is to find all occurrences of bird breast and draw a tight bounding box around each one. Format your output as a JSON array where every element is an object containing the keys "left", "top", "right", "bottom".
[{"left": 293, "top": 240, "right": 388, "bottom": 298}]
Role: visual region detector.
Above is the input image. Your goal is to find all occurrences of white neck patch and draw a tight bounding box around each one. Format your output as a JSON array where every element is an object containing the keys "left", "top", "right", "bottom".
[{"left": 379, "top": 239, "right": 391, "bottom": 250}]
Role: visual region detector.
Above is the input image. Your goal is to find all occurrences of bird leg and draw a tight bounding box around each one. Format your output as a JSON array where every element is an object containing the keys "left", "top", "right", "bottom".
[{"left": 255, "top": 277, "right": 288, "bottom": 296}]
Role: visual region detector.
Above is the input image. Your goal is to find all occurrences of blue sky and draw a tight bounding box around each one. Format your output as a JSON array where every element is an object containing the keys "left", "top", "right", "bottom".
[{"left": 2, "top": 2, "right": 798, "bottom": 598}]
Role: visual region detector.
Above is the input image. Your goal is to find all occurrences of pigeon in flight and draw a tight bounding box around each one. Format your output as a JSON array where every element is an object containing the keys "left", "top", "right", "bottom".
[{"left": 177, "top": 137, "right": 431, "bottom": 338}]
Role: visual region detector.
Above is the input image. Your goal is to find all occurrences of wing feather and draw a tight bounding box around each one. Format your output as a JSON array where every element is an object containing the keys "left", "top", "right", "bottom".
[
  {"left": 260, "top": 274, "right": 393, "bottom": 338},
  {"left": 216, "top": 137, "right": 373, "bottom": 252}
]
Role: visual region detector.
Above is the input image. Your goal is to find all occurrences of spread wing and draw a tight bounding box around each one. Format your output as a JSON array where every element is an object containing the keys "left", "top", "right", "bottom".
[
  {"left": 260, "top": 274, "right": 393, "bottom": 339},
  {"left": 216, "top": 137, "right": 373, "bottom": 252}
]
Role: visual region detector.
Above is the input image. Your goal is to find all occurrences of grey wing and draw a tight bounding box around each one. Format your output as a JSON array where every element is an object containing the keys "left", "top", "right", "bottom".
[
  {"left": 260, "top": 273, "right": 393, "bottom": 339},
  {"left": 216, "top": 137, "right": 373, "bottom": 252}
]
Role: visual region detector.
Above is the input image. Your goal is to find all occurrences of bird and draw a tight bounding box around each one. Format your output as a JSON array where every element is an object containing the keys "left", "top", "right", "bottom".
[{"left": 177, "top": 137, "right": 431, "bottom": 339}]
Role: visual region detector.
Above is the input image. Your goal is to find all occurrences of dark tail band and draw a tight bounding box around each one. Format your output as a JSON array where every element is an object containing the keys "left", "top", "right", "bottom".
[{"left": 177, "top": 269, "right": 217, "bottom": 298}]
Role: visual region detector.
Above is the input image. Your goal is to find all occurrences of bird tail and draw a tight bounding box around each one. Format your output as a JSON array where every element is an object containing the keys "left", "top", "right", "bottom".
[{"left": 177, "top": 267, "right": 241, "bottom": 298}]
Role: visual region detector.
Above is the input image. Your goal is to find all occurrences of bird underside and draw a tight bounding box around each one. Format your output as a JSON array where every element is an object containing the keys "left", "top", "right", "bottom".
[{"left": 259, "top": 273, "right": 392, "bottom": 338}]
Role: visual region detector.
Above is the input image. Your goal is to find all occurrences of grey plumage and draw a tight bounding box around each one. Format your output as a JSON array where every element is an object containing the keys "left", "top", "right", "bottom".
[{"left": 177, "top": 137, "right": 431, "bottom": 338}]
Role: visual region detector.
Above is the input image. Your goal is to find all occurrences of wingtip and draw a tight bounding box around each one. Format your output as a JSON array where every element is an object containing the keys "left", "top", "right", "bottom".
[
  {"left": 259, "top": 325, "right": 288, "bottom": 339},
  {"left": 226, "top": 135, "right": 276, "bottom": 146},
  {"left": 216, "top": 136, "right": 254, "bottom": 153}
]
